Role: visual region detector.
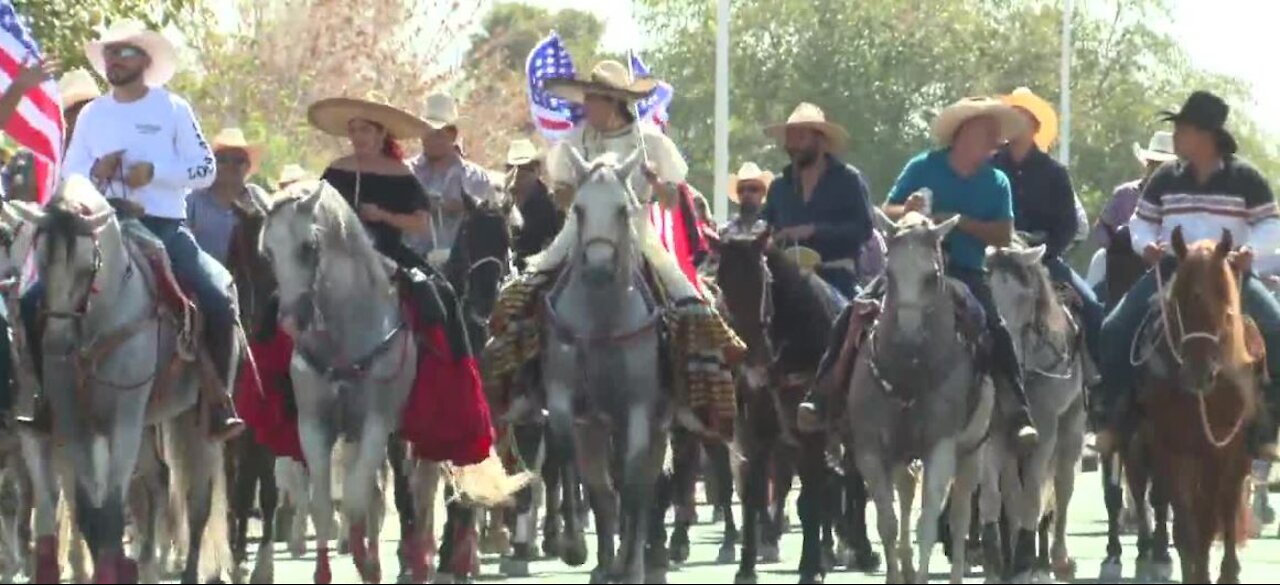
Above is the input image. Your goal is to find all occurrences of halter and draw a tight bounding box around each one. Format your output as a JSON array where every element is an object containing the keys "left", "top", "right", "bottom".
[{"left": 866, "top": 254, "right": 949, "bottom": 404}]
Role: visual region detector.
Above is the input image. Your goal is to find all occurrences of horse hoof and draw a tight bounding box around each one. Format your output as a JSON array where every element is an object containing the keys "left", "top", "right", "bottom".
[
  {"left": 855, "top": 549, "right": 882, "bottom": 573},
  {"left": 34, "top": 536, "right": 59, "bottom": 585},
  {"left": 1152, "top": 560, "right": 1174, "bottom": 582},
  {"left": 760, "top": 543, "right": 781, "bottom": 564},
  {"left": 588, "top": 567, "right": 609, "bottom": 584},
  {"left": 432, "top": 573, "right": 455, "bottom": 584},
  {"left": 671, "top": 542, "right": 690, "bottom": 564},
  {"left": 315, "top": 549, "right": 332, "bottom": 585},
  {"left": 713, "top": 508, "right": 725, "bottom": 524},
  {"left": 1052, "top": 557, "right": 1077, "bottom": 581},
  {"left": 561, "top": 535, "right": 588, "bottom": 567},
  {"left": 118, "top": 557, "right": 139, "bottom": 585},
  {"left": 716, "top": 543, "right": 736, "bottom": 564},
  {"left": 499, "top": 558, "right": 530, "bottom": 578},
  {"left": 1099, "top": 557, "right": 1122, "bottom": 582},
  {"left": 541, "top": 535, "right": 562, "bottom": 559},
  {"left": 734, "top": 571, "right": 757, "bottom": 585},
  {"left": 821, "top": 547, "right": 837, "bottom": 572},
  {"left": 250, "top": 561, "right": 275, "bottom": 585},
  {"left": 798, "top": 572, "right": 824, "bottom": 584}
]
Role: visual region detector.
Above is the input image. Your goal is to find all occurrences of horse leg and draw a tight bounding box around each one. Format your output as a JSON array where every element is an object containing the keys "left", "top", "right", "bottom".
[
  {"left": 949, "top": 451, "right": 981, "bottom": 584},
  {"left": 386, "top": 440, "right": 416, "bottom": 583},
  {"left": 343, "top": 415, "right": 393, "bottom": 585},
  {"left": 978, "top": 442, "right": 1005, "bottom": 582},
  {"left": 21, "top": 432, "right": 60, "bottom": 584},
  {"left": 855, "top": 449, "right": 898, "bottom": 584},
  {"left": 735, "top": 434, "right": 767, "bottom": 584},
  {"left": 1100, "top": 453, "right": 1125, "bottom": 579},
  {"left": 795, "top": 434, "right": 828, "bottom": 583},
  {"left": 707, "top": 440, "right": 739, "bottom": 563},
  {"left": 1051, "top": 400, "right": 1086, "bottom": 583},
  {"left": 539, "top": 428, "right": 564, "bottom": 559},
  {"left": 1218, "top": 461, "right": 1244, "bottom": 585},
  {"left": 545, "top": 379, "right": 586, "bottom": 569},
  {"left": 897, "top": 464, "right": 918, "bottom": 583},
  {"left": 408, "top": 459, "right": 441, "bottom": 584},
  {"left": 620, "top": 400, "right": 663, "bottom": 584},
  {"left": 298, "top": 409, "right": 336, "bottom": 584},
  {"left": 844, "top": 461, "right": 878, "bottom": 573},
  {"left": 1150, "top": 465, "right": 1174, "bottom": 581},
  {"left": 576, "top": 423, "right": 616, "bottom": 584},
  {"left": 646, "top": 466, "right": 672, "bottom": 581},
  {"left": 251, "top": 447, "right": 279, "bottom": 585},
  {"left": 230, "top": 436, "right": 254, "bottom": 581},
  {"left": 916, "top": 438, "right": 958, "bottom": 585},
  {"left": 667, "top": 429, "right": 696, "bottom": 565}
]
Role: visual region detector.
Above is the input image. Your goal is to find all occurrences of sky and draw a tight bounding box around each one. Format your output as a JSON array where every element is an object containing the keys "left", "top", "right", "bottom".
[{"left": 520, "top": 0, "right": 1280, "bottom": 137}]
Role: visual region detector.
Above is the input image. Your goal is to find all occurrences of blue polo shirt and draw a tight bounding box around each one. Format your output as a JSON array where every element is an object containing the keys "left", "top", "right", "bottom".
[{"left": 886, "top": 149, "right": 1014, "bottom": 271}]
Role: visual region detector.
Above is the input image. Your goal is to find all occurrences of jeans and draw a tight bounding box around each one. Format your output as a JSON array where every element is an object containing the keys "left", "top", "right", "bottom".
[
  {"left": 1044, "top": 256, "right": 1103, "bottom": 367},
  {"left": 816, "top": 266, "right": 858, "bottom": 300}
]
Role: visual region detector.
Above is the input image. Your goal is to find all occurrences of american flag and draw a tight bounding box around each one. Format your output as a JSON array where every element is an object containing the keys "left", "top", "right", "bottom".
[
  {"left": 525, "top": 32, "right": 581, "bottom": 141},
  {"left": 0, "top": 1, "right": 61, "bottom": 204},
  {"left": 630, "top": 52, "right": 673, "bottom": 131}
]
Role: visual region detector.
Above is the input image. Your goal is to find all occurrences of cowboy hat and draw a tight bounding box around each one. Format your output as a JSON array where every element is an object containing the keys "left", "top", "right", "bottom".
[
  {"left": 307, "top": 94, "right": 428, "bottom": 141},
  {"left": 1000, "top": 87, "right": 1059, "bottom": 151},
  {"left": 84, "top": 20, "right": 178, "bottom": 87},
  {"left": 58, "top": 69, "right": 101, "bottom": 109},
  {"left": 728, "top": 162, "right": 774, "bottom": 204},
  {"left": 506, "top": 139, "right": 541, "bottom": 167},
  {"left": 1132, "top": 130, "right": 1178, "bottom": 164},
  {"left": 1159, "top": 90, "right": 1237, "bottom": 155},
  {"left": 422, "top": 93, "right": 466, "bottom": 131},
  {"left": 931, "top": 97, "right": 1027, "bottom": 147},
  {"left": 276, "top": 164, "right": 310, "bottom": 188},
  {"left": 764, "top": 103, "right": 850, "bottom": 151},
  {"left": 545, "top": 60, "right": 658, "bottom": 104},
  {"left": 209, "top": 128, "right": 263, "bottom": 176}
]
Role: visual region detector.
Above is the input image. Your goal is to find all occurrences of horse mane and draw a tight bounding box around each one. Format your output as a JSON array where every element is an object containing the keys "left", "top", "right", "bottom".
[
  {"left": 1175, "top": 242, "right": 1253, "bottom": 382},
  {"left": 272, "top": 179, "right": 390, "bottom": 284},
  {"left": 764, "top": 245, "right": 835, "bottom": 370},
  {"left": 986, "top": 246, "right": 1069, "bottom": 335},
  {"left": 40, "top": 176, "right": 115, "bottom": 255}
]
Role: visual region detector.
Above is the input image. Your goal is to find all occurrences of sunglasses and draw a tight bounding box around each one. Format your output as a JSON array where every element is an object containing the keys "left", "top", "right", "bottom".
[
  {"left": 105, "top": 45, "right": 147, "bottom": 60},
  {"left": 738, "top": 185, "right": 764, "bottom": 195},
  {"left": 216, "top": 154, "right": 250, "bottom": 166}
]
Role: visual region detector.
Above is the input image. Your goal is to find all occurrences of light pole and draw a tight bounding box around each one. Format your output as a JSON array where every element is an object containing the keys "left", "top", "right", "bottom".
[
  {"left": 1059, "top": 0, "right": 1073, "bottom": 165},
  {"left": 714, "top": 0, "right": 730, "bottom": 222}
]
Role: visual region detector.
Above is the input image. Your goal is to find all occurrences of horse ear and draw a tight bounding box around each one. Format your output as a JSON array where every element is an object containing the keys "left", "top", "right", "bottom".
[
  {"left": 1021, "top": 245, "right": 1047, "bottom": 265},
  {"left": 932, "top": 214, "right": 961, "bottom": 240},
  {"left": 1172, "top": 226, "right": 1188, "bottom": 259},
  {"left": 1216, "top": 228, "right": 1234, "bottom": 259},
  {"left": 565, "top": 146, "right": 590, "bottom": 184},
  {"left": 2, "top": 199, "right": 48, "bottom": 229}
]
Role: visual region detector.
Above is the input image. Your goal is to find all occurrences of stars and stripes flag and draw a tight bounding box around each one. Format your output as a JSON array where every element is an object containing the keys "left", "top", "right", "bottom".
[
  {"left": 525, "top": 32, "right": 581, "bottom": 141},
  {"left": 0, "top": 0, "right": 62, "bottom": 204},
  {"left": 629, "top": 52, "right": 673, "bottom": 131}
]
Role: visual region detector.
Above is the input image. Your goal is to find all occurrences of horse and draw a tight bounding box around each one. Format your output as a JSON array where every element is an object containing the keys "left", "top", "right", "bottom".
[
  {"left": 987, "top": 243, "right": 1087, "bottom": 581},
  {"left": 712, "top": 231, "right": 876, "bottom": 584},
  {"left": 8, "top": 176, "right": 232, "bottom": 583},
  {"left": 1098, "top": 224, "right": 1174, "bottom": 582},
  {"left": 846, "top": 212, "right": 995, "bottom": 584},
  {"left": 1143, "top": 227, "right": 1257, "bottom": 584},
  {"left": 538, "top": 148, "right": 670, "bottom": 584}
]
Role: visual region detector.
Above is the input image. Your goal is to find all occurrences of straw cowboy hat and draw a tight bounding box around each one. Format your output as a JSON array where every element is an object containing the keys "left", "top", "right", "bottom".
[
  {"left": 545, "top": 60, "right": 658, "bottom": 104},
  {"left": 210, "top": 128, "right": 263, "bottom": 176},
  {"left": 276, "top": 164, "right": 310, "bottom": 188},
  {"left": 422, "top": 93, "right": 465, "bottom": 131},
  {"left": 58, "top": 69, "right": 101, "bottom": 109},
  {"left": 728, "top": 162, "right": 774, "bottom": 204},
  {"left": 506, "top": 139, "right": 541, "bottom": 167},
  {"left": 1000, "top": 87, "right": 1059, "bottom": 151},
  {"left": 1132, "top": 130, "right": 1178, "bottom": 164},
  {"left": 931, "top": 97, "right": 1027, "bottom": 147},
  {"left": 307, "top": 94, "right": 428, "bottom": 141},
  {"left": 764, "top": 103, "right": 850, "bottom": 151},
  {"left": 85, "top": 20, "right": 178, "bottom": 87}
]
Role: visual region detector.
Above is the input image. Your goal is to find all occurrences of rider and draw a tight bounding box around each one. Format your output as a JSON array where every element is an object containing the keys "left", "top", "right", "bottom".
[
  {"left": 992, "top": 87, "right": 1103, "bottom": 370},
  {"left": 801, "top": 97, "right": 1039, "bottom": 449},
  {"left": 18, "top": 21, "right": 243, "bottom": 440},
  {"left": 505, "top": 139, "right": 563, "bottom": 271},
  {"left": 722, "top": 162, "right": 772, "bottom": 237},
  {"left": 760, "top": 103, "right": 875, "bottom": 300},
  {"left": 58, "top": 69, "right": 102, "bottom": 151},
  {"left": 408, "top": 93, "right": 499, "bottom": 258},
  {"left": 1085, "top": 131, "right": 1177, "bottom": 292},
  {"left": 1094, "top": 91, "right": 1280, "bottom": 459},
  {"left": 186, "top": 128, "right": 268, "bottom": 266}
]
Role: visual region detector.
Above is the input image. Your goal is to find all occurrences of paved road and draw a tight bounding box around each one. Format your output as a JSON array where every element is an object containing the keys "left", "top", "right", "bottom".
[{"left": 237, "top": 467, "right": 1280, "bottom": 584}]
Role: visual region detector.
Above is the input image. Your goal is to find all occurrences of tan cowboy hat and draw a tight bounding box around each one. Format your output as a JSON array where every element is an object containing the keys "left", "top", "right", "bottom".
[
  {"left": 422, "top": 93, "right": 466, "bottom": 131},
  {"left": 210, "top": 128, "right": 263, "bottom": 176},
  {"left": 506, "top": 139, "right": 541, "bottom": 167},
  {"left": 58, "top": 69, "right": 101, "bottom": 109},
  {"left": 786, "top": 246, "right": 823, "bottom": 274},
  {"left": 764, "top": 103, "right": 850, "bottom": 151},
  {"left": 728, "top": 162, "right": 774, "bottom": 204},
  {"left": 931, "top": 97, "right": 1027, "bottom": 147},
  {"left": 545, "top": 60, "right": 659, "bottom": 104},
  {"left": 307, "top": 94, "right": 428, "bottom": 141},
  {"left": 276, "top": 164, "right": 310, "bottom": 188},
  {"left": 1000, "top": 87, "right": 1059, "bottom": 151},
  {"left": 1132, "top": 130, "right": 1178, "bottom": 164},
  {"left": 85, "top": 20, "right": 178, "bottom": 87}
]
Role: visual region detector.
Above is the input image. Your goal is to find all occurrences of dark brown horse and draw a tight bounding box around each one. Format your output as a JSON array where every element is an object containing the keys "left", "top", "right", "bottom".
[{"left": 1145, "top": 227, "right": 1257, "bottom": 584}]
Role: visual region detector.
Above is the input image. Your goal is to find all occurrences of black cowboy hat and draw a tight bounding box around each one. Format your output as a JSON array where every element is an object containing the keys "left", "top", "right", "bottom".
[{"left": 1158, "top": 90, "right": 1238, "bottom": 155}]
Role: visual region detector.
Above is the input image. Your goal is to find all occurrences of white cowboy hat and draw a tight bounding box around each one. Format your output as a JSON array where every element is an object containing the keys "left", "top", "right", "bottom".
[
  {"left": 58, "top": 69, "right": 101, "bottom": 109},
  {"left": 210, "top": 128, "right": 263, "bottom": 176},
  {"left": 276, "top": 164, "right": 310, "bottom": 188},
  {"left": 1132, "top": 130, "right": 1178, "bottom": 164},
  {"left": 1000, "top": 87, "right": 1059, "bottom": 151},
  {"left": 545, "top": 60, "right": 659, "bottom": 104},
  {"left": 308, "top": 94, "right": 428, "bottom": 141},
  {"left": 84, "top": 20, "right": 178, "bottom": 87},
  {"left": 728, "top": 162, "right": 774, "bottom": 204},
  {"left": 505, "top": 139, "right": 541, "bottom": 167},
  {"left": 764, "top": 103, "right": 850, "bottom": 151},
  {"left": 931, "top": 97, "right": 1027, "bottom": 147},
  {"left": 422, "top": 93, "right": 465, "bottom": 131}
]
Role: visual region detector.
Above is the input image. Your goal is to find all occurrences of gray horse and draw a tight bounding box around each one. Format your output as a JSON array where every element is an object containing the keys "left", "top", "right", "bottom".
[
  {"left": 8, "top": 176, "right": 231, "bottom": 583},
  {"left": 539, "top": 148, "right": 670, "bottom": 584},
  {"left": 987, "top": 244, "right": 1087, "bottom": 582},
  {"left": 847, "top": 212, "right": 995, "bottom": 584}
]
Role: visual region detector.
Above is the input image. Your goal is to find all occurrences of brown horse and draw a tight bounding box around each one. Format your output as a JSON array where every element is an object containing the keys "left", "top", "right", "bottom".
[{"left": 1145, "top": 226, "right": 1257, "bottom": 584}]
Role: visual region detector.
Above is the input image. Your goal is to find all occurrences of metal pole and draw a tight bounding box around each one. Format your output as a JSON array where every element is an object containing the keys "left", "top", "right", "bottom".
[
  {"left": 1059, "top": 0, "right": 1073, "bottom": 165},
  {"left": 713, "top": 0, "right": 730, "bottom": 223}
]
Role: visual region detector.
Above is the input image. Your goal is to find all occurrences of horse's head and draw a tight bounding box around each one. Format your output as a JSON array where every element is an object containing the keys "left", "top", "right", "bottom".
[
  {"left": 711, "top": 230, "right": 773, "bottom": 367},
  {"left": 883, "top": 212, "right": 957, "bottom": 342},
  {"left": 446, "top": 194, "right": 512, "bottom": 320},
  {"left": 1167, "top": 226, "right": 1247, "bottom": 393},
  {"left": 562, "top": 147, "right": 645, "bottom": 286},
  {"left": 987, "top": 243, "right": 1065, "bottom": 340},
  {"left": 228, "top": 192, "right": 276, "bottom": 333}
]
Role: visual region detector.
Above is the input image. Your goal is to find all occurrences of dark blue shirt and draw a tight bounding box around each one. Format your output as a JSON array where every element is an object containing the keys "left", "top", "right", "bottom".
[
  {"left": 761, "top": 154, "right": 874, "bottom": 262},
  {"left": 991, "top": 146, "right": 1077, "bottom": 258}
]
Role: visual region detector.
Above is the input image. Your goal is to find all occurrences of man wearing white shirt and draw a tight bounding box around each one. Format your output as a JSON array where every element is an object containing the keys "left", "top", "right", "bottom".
[{"left": 18, "top": 21, "right": 243, "bottom": 441}]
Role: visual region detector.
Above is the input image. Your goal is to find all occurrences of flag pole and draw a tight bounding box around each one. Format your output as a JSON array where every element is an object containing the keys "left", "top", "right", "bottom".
[{"left": 713, "top": 0, "right": 730, "bottom": 223}]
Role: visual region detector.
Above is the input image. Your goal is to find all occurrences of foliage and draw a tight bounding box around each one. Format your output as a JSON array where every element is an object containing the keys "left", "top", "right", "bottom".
[
  {"left": 468, "top": 2, "right": 606, "bottom": 73},
  {"left": 13, "top": 0, "right": 199, "bottom": 70}
]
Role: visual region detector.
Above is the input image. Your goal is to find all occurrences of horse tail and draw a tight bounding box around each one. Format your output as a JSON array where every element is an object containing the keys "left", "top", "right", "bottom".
[
  {"left": 164, "top": 413, "right": 233, "bottom": 581},
  {"left": 957, "top": 377, "right": 996, "bottom": 449},
  {"left": 446, "top": 451, "right": 536, "bottom": 509}
]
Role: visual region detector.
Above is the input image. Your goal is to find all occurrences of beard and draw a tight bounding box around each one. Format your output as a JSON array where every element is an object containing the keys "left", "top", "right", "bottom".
[
  {"left": 788, "top": 148, "right": 819, "bottom": 168},
  {"left": 107, "top": 67, "right": 144, "bottom": 87},
  {"left": 738, "top": 202, "right": 760, "bottom": 217}
]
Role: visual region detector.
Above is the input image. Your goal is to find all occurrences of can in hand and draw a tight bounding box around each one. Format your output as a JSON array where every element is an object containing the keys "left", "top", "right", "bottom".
[{"left": 916, "top": 188, "right": 933, "bottom": 216}]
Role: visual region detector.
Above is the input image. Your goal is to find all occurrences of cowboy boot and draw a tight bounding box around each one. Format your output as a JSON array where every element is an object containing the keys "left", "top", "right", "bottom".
[
  {"left": 991, "top": 323, "right": 1038, "bottom": 450},
  {"left": 205, "top": 320, "right": 245, "bottom": 442}
]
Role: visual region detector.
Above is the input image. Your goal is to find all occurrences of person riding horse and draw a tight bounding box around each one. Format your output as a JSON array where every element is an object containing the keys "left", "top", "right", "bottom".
[
  {"left": 17, "top": 21, "right": 243, "bottom": 440},
  {"left": 801, "top": 96, "right": 1040, "bottom": 450},
  {"left": 992, "top": 87, "right": 1103, "bottom": 372},
  {"left": 761, "top": 103, "right": 875, "bottom": 300},
  {"left": 186, "top": 128, "right": 268, "bottom": 266},
  {"left": 721, "top": 162, "right": 772, "bottom": 238},
  {"left": 505, "top": 138, "right": 563, "bottom": 271},
  {"left": 1094, "top": 90, "right": 1280, "bottom": 460},
  {"left": 1085, "top": 131, "right": 1178, "bottom": 293}
]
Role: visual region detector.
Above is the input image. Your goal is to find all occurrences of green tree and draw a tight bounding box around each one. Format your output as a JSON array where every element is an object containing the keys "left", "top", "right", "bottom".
[
  {"left": 468, "top": 3, "right": 606, "bottom": 73},
  {"left": 13, "top": 0, "right": 199, "bottom": 70}
]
